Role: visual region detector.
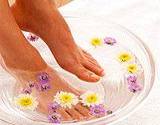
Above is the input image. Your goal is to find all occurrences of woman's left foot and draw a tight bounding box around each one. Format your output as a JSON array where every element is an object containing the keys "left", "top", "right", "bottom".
[{"left": 11, "top": 0, "right": 104, "bottom": 82}]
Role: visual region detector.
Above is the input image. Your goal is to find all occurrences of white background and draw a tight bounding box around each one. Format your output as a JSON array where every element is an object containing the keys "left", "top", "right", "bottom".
[{"left": 0, "top": 0, "right": 160, "bottom": 125}]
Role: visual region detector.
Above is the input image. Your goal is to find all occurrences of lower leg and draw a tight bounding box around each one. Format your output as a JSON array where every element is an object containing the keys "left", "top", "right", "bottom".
[
  {"left": 0, "top": 0, "right": 91, "bottom": 121},
  {"left": 11, "top": 0, "right": 104, "bottom": 82},
  {"left": 0, "top": 0, "right": 47, "bottom": 71}
]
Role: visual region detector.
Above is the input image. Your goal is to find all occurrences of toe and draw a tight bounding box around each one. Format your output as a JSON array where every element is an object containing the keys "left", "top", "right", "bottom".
[
  {"left": 57, "top": 107, "right": 73, "bottom": 121},
  {"left": 83, "top": 61, "right": 104, "bottom": 76},
  {"left": 75, "top": 65, "right": 100, "bottom": 82},
  {"left": 66, "top": 108, "right": 84, "bottom": 121},
  {"left": 82, "top": 50, "right": 104, "bottom": 76},
  {"left": 74, "top": 104, "right": 93, "bottom": 119}
]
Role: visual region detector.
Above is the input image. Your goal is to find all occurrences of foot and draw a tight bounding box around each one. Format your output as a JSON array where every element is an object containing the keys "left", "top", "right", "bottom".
[
  {"left": 0, "top": 41, "right": 92, "bottom": 121},
  {"left": 14, "top": 66, "right": 92, "bottom": 122},
  {"left": 11, "top": 0, "right": 105, "bottom": 82}
]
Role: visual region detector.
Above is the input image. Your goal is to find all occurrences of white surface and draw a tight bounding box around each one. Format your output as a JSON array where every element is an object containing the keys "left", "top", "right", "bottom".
[
  {"left": 0, "top": 0, "right": 160, "bottom": 125},
  {"left": 60, "top": 0, "right": 160, "bottom": 125}
]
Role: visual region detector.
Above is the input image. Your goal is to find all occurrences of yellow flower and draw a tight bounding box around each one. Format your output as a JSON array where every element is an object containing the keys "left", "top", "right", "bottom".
[
  {"left": 80, "top": 91, "right": 103, "bottom": 107},
  {"left": 14, "top": 94, "right": 38, "bottom": 111},
  {"left": 126, "top": 63, "right": 142, "bottom": 74},
  {"left": 118, "top": 52, "right": 133, "bottom": 63},
  {"left": 91, "top": 38, "right": 102, "bottom": 47},
  {"left": 127, "top": 64, "right": 138, "bottom": 73},
  {"left": 54, "top": 91, "right": 79, "bottom": 108}
]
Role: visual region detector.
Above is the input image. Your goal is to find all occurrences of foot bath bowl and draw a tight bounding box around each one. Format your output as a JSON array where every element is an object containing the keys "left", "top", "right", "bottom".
[{"left": 0, "top": 18, "right": 155, "bottom": 125}]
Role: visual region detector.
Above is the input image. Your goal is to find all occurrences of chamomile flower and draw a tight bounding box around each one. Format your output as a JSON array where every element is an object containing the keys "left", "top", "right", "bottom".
[
  {"left": 117, "top": 52, "right": 134, "bottom": 63},
  {"left": 90, "top": 38, "right": 102, "bottom": 47},
  {"left": 54, "top": 91, "right": 79, "bottom": 109},
  {"left": 126, "top": 63, "right": 142, "bottom": 74},
  {"left": 14, "top": 94, "right": 38, "bottom": 111},
  {"left": 80, "top": 91, "right": 103, "bottom": 107}
]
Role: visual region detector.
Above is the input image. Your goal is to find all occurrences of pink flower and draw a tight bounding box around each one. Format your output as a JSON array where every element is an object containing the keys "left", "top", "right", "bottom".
[
  {"left": 127, "top": 75, "right": 142, "bottom": 93},
  {"left": 48, "top": 102, "right": 60, "bottom": 113},
  {"left": 27, "top": 33, "right": 39, "bottom": 42},
  {"left": 128, "top": 82, "right": 142, "bottom": 93},
  {"left": 48, "top": 113, "right": 61, "bottom": 124},
  {"left": 37, "top": 72, "right": 50, "bottom": 84},
  {"left": 90, "top": 104, "right": 107, "bottom": 117},
  {"left": 104, "top": 37, "right": 116, "bottom": 45},
  {"left": 127, "top": 75, "right": 137, "bottom": 84}
]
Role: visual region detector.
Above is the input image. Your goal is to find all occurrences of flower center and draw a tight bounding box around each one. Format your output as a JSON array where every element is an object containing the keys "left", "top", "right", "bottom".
[
  {"left": 61, "top": 95, "right": 72, "bottom": 103},
  {"left": 128, "top": 65, "right": 137, "bottom": 73},
  {"left": 119, "top": 54, "right": 131, "bottom": 62},
  {"left": 20, "top": 98, "right": 32, "bottom": 106},
  {"left": 87, "top": 95, "right": 97, "bottom": 103}
]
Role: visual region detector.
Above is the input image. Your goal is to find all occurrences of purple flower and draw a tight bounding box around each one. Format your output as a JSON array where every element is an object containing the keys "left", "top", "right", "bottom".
[
  {"left": 35, "top": 82, "right": 51, "bottom": 92},
  {"left": 90, "top": 104, "right": 107, "bottom": 117},
  {"left": 127, "top": 75, "right": 142, "bottom": 93},
  {"left": 37, "top": 72, "right": 50, "bottom": 84},
  {"left": 27, "top": 33, "right": 39, "bottom": 42},
  {"left": 48, "top": 113, "right": 61, "bottom": 124},
  {"left": 22, "top": 87, "right": 32, "bottom": 94},
  {"left": 127, "top": 75, "right": 137, "bottom": 84},
  {"left": 48, "top": 102, "right": 60, "bottom": 113},
  {"left": 128, "top": 82, "right": 142, "bottom": 93},
  {"left": 104, "top": 37, "right": 116, "bottom": 45}
]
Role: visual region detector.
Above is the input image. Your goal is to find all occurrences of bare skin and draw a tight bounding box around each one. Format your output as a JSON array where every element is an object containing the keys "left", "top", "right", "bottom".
[
  {"left": 11, "top": 0, "right": 105, "bottom": 82},
  {"left": 0, "top": 0, "right": 92, "bottom": 121}
]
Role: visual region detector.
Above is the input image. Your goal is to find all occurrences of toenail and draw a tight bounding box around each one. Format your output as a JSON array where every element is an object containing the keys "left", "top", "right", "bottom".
[{"left": 100, "top": 70, "right": 105, "bottom": 76}]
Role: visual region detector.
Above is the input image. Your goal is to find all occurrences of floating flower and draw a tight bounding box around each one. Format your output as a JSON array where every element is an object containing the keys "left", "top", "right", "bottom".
[
  {"left": 27, "top": 33, "right": 39, "bottom": 42},
  {"left": 22, "top": 87, "right": 32, "bottom": 94},
  {"left": 37, "top": 72, "right": 50, "bottom": 84},
  {"left": 48, "top": 102, "right": 60, "bottom": 113},
  {"left": 80, "top": 91, "right": 103, "bottom": 107},
  {"left": 35, "top": 82, "right": 51, "bottom": 92},
  {"left": 48, "top": 113, "right": 61, "bottom": 124},
  {"left": 127, "top": 75, "right": 142, "bottom": 93},
  {"left": 127, "top": 75, "right": 137, "bottom": 84},
  {"left": 90, "top": 104, "right": 106, "bottom": 117},
  {"left": 14, "top": 94, "right": 38, "bottom": 110},
  {"left": 54, "top": 91, "right": 79, "bottom": 108},
  {"left": 104, "top": 37, "right": 116, "bottom": 45},
  {"left": 91, "top": 38, "right": 102, "bottom": 47},
  {"left": 117, "top": 52, "right": 134, "bottom": 63},
  {"left": 126, "top": 63, "right": 142, "bottom": 74},
  {"left": 128, "top": 82, "right": 142, "bottom": 93}
]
